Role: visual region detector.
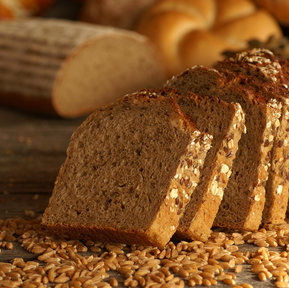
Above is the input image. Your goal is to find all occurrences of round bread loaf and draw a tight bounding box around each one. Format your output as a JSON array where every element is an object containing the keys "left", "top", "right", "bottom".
[{"left": 135, "top": 0, "right": 282, "bottom": 76}]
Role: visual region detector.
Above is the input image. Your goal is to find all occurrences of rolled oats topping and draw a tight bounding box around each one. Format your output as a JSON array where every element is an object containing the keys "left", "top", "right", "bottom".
[{"left": 231, "top": 49, "right": 282, "bottom": 82}]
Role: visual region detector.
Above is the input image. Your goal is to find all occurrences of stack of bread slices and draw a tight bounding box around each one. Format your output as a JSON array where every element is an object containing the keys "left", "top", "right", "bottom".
[{"left": 42, "top": 49, "right": 289, "bottom": 248}]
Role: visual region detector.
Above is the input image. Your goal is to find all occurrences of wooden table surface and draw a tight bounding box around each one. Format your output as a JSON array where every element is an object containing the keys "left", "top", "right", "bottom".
[
  {"left": 0, "top": 106, "right": 286, "bottom": 288},
  {"left": 0, "top": 107, "right": 83, "bottom": 218}
]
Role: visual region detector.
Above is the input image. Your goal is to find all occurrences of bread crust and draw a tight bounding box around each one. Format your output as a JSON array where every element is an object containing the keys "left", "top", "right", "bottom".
[{"left": 215, "top": 49, "right": 289, "bottom": 225}]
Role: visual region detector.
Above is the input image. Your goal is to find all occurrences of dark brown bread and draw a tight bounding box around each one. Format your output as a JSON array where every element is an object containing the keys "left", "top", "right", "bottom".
[
  {"left": 215, "top": 49, "right": 289, "bottom": 225},
  {"left": 42, "top": 89, "right": 212, "bottom": 247},
  {"left": 160, "top": 87, "right": 245, "bottom": 240},
  {"left": 166, "top": 66, "right": 281, "bottom": 231},
  {"left": 0, "top": 18, "right": 165, "bottom": 117}
]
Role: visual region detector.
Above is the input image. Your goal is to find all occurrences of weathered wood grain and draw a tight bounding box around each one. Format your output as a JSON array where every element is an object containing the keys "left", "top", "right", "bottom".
[{"left": 0, "top": 107, "right": 83, "bottom": 195}]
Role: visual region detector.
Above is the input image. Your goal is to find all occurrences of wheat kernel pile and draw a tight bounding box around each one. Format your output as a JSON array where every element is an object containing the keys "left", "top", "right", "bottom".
[{"left": 1, "top": 217, "right": 289, "bottom": 287}]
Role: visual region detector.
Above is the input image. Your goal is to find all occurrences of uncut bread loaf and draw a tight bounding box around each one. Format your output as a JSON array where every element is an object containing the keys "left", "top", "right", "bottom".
[
  {"left": 0, "top": 18, "right": 165, "bottom": 118},
  {"left": 166, "top": 66, "right": 281, "bottom": 231},
  {"left": 215, "top": 49, "right": 289, "bottom": 225},
  {"left": 158, "top": 87, "right": 245, "bottom": 240},
  {"left": 42, "top": 90, "right": 212, "bottom": 247}
]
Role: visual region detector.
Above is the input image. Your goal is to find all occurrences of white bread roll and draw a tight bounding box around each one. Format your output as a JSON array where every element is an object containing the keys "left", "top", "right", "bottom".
[{"left": 0, "top": 18, "right": 165, "bottom": 118}]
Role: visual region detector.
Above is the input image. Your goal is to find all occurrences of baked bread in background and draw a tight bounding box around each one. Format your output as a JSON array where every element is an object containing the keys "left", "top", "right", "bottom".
[
  {"left": 0, "top": 0, "right": 54, "bottom": 19},
  {"left": 0, "top": 18, "right": 165, "bottom": 118},
  {"left": 254, "top": 0, "right": 289, "bottom": 26},
  {"left": 80, "top": 0, "right": 157, "bottom": 29},
  {"left": 223, "top": 36, "right": 289, "bottom": 60},
  {"left": 42, "top": 90, "right": 212, "bottom": 247},
  {"left": 135, "top": 0, "right": 282, "bottom": 76}
]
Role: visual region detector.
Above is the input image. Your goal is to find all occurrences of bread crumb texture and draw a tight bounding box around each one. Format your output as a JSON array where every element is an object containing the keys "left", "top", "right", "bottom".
[
  {"left": 2, "top": 216, "right": 289, "bottom": 287},
  {"left": 42, "top": 90, "right": 212, "bottom": 248}
]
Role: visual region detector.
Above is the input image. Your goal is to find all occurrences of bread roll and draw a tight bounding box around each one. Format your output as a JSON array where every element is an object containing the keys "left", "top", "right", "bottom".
[
  {"left": 136, "top": 0, "right": 282, "bottom": 76},
  {"left": 255, "top": 0, "right": 289, "bottom": 26},
  {"left": 80, "top": 0, "right": 157, "bottom": 29}
]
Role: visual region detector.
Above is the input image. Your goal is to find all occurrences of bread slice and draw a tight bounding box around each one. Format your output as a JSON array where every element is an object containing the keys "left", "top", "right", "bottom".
[
  {"left": 166, "top": 66, "right": 281, "bottom": 231},
  {"left": 279, "top": 58, "right": 289, "bottom": 218},
  {"left": 160, "top": 87, "right": 245, "bottom": 240},
  {"left": 215, "top": 49, "right": 289, "bottom": 225},
  {"left": 42, "top": 90, "right": 212, "bottom": 247},
  {"left": 0, "top": 18, "right": 165, "bottom": 117}
]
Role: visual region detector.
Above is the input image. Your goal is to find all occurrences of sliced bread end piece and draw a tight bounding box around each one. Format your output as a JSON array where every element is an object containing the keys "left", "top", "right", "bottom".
[{"left": 42, "top": 89, "right": 212, "bottom": 247}]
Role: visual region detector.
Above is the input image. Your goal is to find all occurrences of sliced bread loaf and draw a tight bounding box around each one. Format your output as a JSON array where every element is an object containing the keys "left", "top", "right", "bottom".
[
  {"left": 215, "top": 49, "right": 289, "bottom": 224},
  {"left": 0, "top": 18, "right": 165, "bottom": 117},
  {"left": 166, "top": 66, "right": 281, "bottom": 231},
  {"left": 42, "top": 90, "right": 212, "bottom": 247},
  {"left": 158, "top": 87, "right": 245, "bottom": 240}
]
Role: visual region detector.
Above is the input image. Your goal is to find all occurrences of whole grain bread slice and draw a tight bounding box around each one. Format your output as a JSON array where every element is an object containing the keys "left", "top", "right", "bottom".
[
  {"left": 159, "top": 87, "right": 245, "bottom": 240},
  {"left": 215, "top": 49, "right": 289, "bottom": 225},
  {"left": 42, "top": 89, "right": 212, "bottom": 248},
  {"left": 166, "top": 65, "right": 281, "bottom": 231}
]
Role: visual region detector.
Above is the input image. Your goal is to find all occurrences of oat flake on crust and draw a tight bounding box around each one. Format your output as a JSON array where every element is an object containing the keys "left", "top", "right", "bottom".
[{"left": 230, "top": 48, "right": 282, "bottom": 82}]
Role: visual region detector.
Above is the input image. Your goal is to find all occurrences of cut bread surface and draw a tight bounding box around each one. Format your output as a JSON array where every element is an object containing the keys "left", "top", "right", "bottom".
[
  {"left": 163, "top": 84, "right": 245, "bottom": 240},
  {"left": 42, "top": 90, "right": 212, "bottom": 247},
  {"left": 53, "top": 34, "right": 165, "bottom": 117},
  {"left": 166, "top": 66, "right": 281, "bottom": 231}
]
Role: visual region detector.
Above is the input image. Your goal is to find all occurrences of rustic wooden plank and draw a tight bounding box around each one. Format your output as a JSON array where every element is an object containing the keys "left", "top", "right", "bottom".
[
  {"left": 0, "top": 193, "right": 49, "bottom": 219},
  {"left": 0, "top": 107, "right": 83, "bottom": 195}
]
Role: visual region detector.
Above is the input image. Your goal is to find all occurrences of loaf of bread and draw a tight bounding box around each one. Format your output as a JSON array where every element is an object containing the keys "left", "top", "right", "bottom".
[
  {"left": 0, "top": 18, "right": 165, "bottom": 117},
  {"left": 166, "top": 65, "right": 281, "bottom": 231},
  {"left": 80, "top": 0, "right": 157, "bottom": 29},
  {"left": 135, "top": 0, "right": 282, "bottom": 76},
  {"left": 215, "top": 49, "right": 289, "bottom": 225},
  {"left": 254, "top": 0, "right": 289, "bottom": 26},
  {"left": 42, "top": 90, "right": 212, "bottom": 247},
  {"left": 162, "top": 85, "right": 245, "bottom": 241},
  {"left": 0, "top": 0, "right": 54, "bottom": 18}
]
